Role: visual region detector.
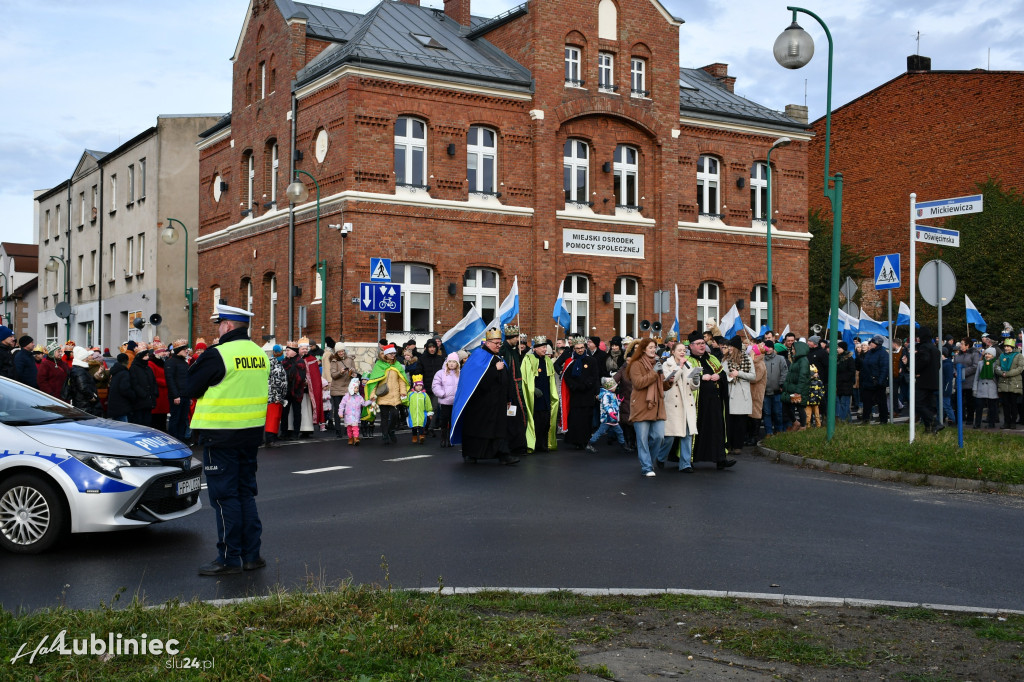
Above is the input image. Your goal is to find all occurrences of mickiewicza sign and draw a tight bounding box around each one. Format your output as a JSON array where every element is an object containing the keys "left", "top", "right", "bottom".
[{"left": 562, "top": 228, "right": 644, "bottom": 259}]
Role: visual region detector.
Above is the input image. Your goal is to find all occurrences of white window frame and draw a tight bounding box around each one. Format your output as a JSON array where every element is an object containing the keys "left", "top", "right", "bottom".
[
  {"left": 269, "top": 275, "right": 277, "bottom": 337},
  {"left": 750, "top": 162, "right": 768, "bottom": 222},
  {"left": 750, "top": 285, "right": 769, "bottom": 332},
  {"left": 394, "top": 117, "right": 427, "bottom": 187},
  {"left": 109, "top": 175, "right": 117, "bottom": 212},
  {"left": 260, "top": 61, "right": 266, "bottom": 100},
  {"left": 697, "top": 155, "right": 720, "bottom": 215},
  {"left": 139, "top": 158, "right": 146, "bottom": 199},
  {"left": 127, "top": 164, "right": 135, "bottom": 204},
  {"left": 270, "top": 143, "right": 279, "bottom": 205},
  {"left": 125, "top": 237, "right": 134, "bottom": 276},
  {"left": 563, "top": 139, "right": 590, "bottom": 205},
  {"left": 613, "top": 144, "right": 639, "bottom": 208},
  {"left": 467, "top": 126, "right": 497, "bottom": 195},
  {"left": 90, "top": 250, "right": 98, "bottom": 285},
  {"left": 82, "top": 321, "right": 94, "bottom": 348},
  {"left": 91, "top": 185, "right": 98, "bottom": 219},
  {"left": 564, "top": 274, "right": 589, "bottom": 335},
  {"left": 697, "top": 281, "right": 720, "bottom": 326},
  {"left": 44, "top": 209, "right": 50, "bottom": 240},
  {"left": 137, "top": 233, "right": 145, "bottom": 274},
  {"left": 44, "top": 323, "right": 58, "bottom": 348},
  {"left": 246, "top": 154, "right": 255, "bottom": 211},
  {"left": 108, "top": 243, "right": 116, "bottom": 280},
  {"left": 598, "top": 52, "right": 615, "bottom": 92},
  {"left": 614, "top": 276, "right": 638, "bottom": 338},
  {"left": 77, "top": 254, "right": 84, "bottom": 288},
  {"left": 630, "top": 58, "right": 647, "bottom": 97},
  {"left": 385, "top": 263, "right": 433, "bottom": 333},
  {"left": 247, "top": 280, "right": 254, "bottom": 312},
  {"left": 564, "top": 46, "right": 582, "bottom": 86},
  {"left": 79, "top": 192, "right": 86, "bottom": 225},
  {"left": 463, "top": 267, "right": 500, "bottom": 323}
]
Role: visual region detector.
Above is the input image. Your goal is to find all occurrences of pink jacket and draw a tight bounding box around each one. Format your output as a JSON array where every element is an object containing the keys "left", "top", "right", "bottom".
[{"left": 431, "top": 353, "right": 460, "bottom": 406}]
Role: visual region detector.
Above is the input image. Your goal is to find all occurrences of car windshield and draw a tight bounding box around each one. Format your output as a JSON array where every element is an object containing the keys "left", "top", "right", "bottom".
[{"left": 0, "top": 378, "right": 97, "bottom": 426}]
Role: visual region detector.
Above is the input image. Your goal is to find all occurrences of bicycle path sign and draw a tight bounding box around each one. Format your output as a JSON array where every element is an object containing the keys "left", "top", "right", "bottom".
[{"left": 359, "top": 282, "right": 403, "bottom": 313}]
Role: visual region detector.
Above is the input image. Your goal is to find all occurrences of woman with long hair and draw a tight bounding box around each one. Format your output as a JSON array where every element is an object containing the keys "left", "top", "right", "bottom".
[{"left": 626, "top": 337, "right": 671, "bottom": 477}]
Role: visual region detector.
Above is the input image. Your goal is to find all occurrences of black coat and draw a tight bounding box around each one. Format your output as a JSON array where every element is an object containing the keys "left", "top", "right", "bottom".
[
  {"left": 13, "top": 348, "right": 37, "bottom": 388},
  {"left": 0, "top": 344, "right": 14, "bottom": 379},
  {"left": 419, "top": 350, "right": 444, "bottom": 396},
  {"left": 835, "top": 354, "right": 856, "bottom": 396},
  {"left": 106, "top": 363, "right": 136, "bottom": 419},
  {"left": 129, "top": 356, "right": 158, "bottom": 410},
  {"left": 808, "top": 346, "right": 830, "bottom": 386},
  {"left": 164, "top": 354, "right": 189, "bottom": 400},
  {"left": 915, "top": 341, "right": 941, "bottom": 391},
  {"left": 65, "top": 366, "right": 100, "bottom": 414}
]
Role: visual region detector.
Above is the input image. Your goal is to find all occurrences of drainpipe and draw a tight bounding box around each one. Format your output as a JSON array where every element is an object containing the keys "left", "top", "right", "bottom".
[{"left": 288, "top": 94, "right": 297, "bottom": 342}]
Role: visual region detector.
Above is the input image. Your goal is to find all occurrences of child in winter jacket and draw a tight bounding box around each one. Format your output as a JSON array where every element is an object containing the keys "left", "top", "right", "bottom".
[
  {"left": 338, "top": 378, "right": 369, "bottom": 445},
  {"left": 806, "top": 365, "right": 825, "bottom": 427},
  {"left": 586, "top": 377, "right": 627, "bottom": 452},
  {"left": 406, "top": 375, "right": 433, "bottom": 444},
  {"left": 431, "top": 352, "right": 460, "bottom": 447}
]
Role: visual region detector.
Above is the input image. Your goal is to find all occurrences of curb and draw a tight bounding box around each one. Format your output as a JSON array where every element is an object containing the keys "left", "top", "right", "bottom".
[
  {"left": 192, "top": 587, "right": 1024, "bottom": 617},
  {"left": 756, "top": 445, "right": 1024, "bottom": 495}
]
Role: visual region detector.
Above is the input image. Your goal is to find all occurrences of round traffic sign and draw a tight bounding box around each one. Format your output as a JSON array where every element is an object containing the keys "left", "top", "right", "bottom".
[{"left": 919, "top": 260, "right": 956, "bottom": 308}]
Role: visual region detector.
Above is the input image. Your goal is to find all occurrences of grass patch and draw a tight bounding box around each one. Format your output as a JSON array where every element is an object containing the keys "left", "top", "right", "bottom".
[
  {"left": 696, "top": 625, "right": 868, "bottom": 668},
  {"left": 763, "top": 423, "right": 1024, "bottom": 484}
]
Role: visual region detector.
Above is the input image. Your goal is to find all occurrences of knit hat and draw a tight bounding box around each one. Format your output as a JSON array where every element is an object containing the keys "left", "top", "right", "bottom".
[
  {"left": 601, "top": 376, "right": 617, "bottom": 390},
  {"left": 808, "top": 335, "right": 821, "bottom": 345},
  {"left": 126, "top": 340, "right": 138, "bottom": 352},
  {"left": 272, "top": 344, "right": 283, "bottom": 354},
  {"left": 728, "top": 336, "right": 743, "bottom": 350},
  {"left": 18, "top": 335, "right": 33, "bottom": 348},
  {"left": 334, "top": 342, "right": 345, "bottom": 353},
  {"left": 72, "top": 345, "right": 92, "bottom": 368},
  {"left": 774, "top": 343, "right": 787, "bottom": 353},
  {"left": 446, "top": 351, "right": 461, "bottom": 367},
  {"left": 348, "top": 377, "right": 361, "bottom": 394},
  {"left": 869, "top": 335, "right": 885, "bottom": 346},
  {"left": 837, "top": 340, "right": 848, "bottom": 351},
  {"left": 984, "top": 347, "right": 997, "bottom": 357},
  {"left": 0, "top": 326, "right": 13, "bottom": 342}
]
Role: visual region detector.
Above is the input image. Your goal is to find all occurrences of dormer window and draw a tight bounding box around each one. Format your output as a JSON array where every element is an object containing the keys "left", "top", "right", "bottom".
[{"left": 411, "top": 33, "right": 446, "bottom": 49}]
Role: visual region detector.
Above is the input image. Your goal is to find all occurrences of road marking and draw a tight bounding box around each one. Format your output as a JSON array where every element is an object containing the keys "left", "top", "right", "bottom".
[
  {"left": 383, "top": 455, "right": 434, "bottom": 462},
  {"left": 292, "top": 465, "right": 353, "bottom": 474}
]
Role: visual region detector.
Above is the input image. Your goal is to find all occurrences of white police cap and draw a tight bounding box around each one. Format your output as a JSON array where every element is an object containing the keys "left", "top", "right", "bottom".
[{"left": 216, "top": 303, "right": 254, "bottom": 323}]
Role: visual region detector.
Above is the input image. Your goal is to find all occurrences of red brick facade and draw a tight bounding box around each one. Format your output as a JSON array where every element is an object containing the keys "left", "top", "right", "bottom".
[
  {"left": 196, "top": 0, "right": 810, "bottom": 344},
  {"left": 808, "top": 65, "right": 1024, "bottom": 311}
]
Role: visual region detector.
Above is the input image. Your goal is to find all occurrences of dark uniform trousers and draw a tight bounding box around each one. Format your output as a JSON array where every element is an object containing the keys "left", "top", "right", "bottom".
[{"left": 203, "top": 444, "right": 262, "bottom": 567}]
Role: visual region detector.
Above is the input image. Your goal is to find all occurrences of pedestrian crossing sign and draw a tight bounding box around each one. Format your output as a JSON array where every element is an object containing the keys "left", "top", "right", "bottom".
[
  {"left": 370, "top": 258, "right": 392, "bottom": 282},
  {"left": 873, "top": 253, "right": 900, "bottom": 290}
]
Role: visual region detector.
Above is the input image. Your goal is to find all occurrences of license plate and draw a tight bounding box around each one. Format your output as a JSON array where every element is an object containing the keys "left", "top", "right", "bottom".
[{"left": 176, "top": 476, "right": 201, "bottom": 496}]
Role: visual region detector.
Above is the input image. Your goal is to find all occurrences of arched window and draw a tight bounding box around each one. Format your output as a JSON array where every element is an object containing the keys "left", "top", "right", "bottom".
[
  {"left": 598, "top": 52, "right": 614, "bottom": 92},
  {"left": 750, "top": 285, "right": 769, "bottom": 332},
  {"left": 269, "top": 141, "right": 279, "bottom": 206},
  {"left": 630, "top": 58, "right": 647, "bottom": 97},
  {"left": 463, "top": 267, "right": 499, "bottom": 322},
  {"left": 697, "top": 155, "right": 720, "bottom": 215},
  {"left": 242, "top": 151, "right": 254, "bottom": 214},
  {"left": 613, "top": 144, "right": 638, "bottom": 207},
  {"left": 467, "top": 126, "right": 497, "bottom": 194},
  {"left": 394, "top": 117, "right": 427, "bottom": 187},
  {"left": 268, "top": 275, "right": 277, "bottom": 338},
  {"left": 750, "top": 162, "right": 768, "bottom": 222},
  {"left": 614, "top": 276, "right": 638, "bottom": 338},
  {"left": 598, "top": 0, "right": 617, "bottom": 40},
  {"left": 385, "top": 263, "right": 433, "bottom": 332},
  {"left": 563, "top": 139, "right": 589, "bottom": 204},
  {"left": 240, "top": 278, "right": 253, "bottom": 313},
  {"left": 564, "top": 274, "right": 589, "bottom": 335},
  {"left": 697, "top": 281, "right": 719, "bottom": 326},
  {"left": 564, "top": 46, "right": 582, "bottom": 86}
]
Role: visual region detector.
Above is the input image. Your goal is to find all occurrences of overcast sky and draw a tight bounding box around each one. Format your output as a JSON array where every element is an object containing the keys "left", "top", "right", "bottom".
[{"left": 3, "top": 0, "right": 1022, "bottom": 245}]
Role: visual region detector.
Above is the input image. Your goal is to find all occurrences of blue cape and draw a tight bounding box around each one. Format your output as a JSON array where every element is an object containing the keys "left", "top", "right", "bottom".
[{"left": 449, "top": 346, "right": 499, "bottom": 445}]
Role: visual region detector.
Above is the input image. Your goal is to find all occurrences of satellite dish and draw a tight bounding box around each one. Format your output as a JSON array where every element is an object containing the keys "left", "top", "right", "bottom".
[
  {"left": 149, "top": 313, "right": 163, "bottom": 326},
  {"left": 133, "top": 317, "right": 146, "bottom": 330},
  {"left": 55, "top": 301, "right": 72, "bottom": 319}
]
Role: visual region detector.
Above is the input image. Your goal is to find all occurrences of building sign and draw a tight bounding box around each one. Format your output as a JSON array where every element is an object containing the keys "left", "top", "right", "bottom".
[{"left": 561, "top": 228, "right": 644, "bottom": 259}]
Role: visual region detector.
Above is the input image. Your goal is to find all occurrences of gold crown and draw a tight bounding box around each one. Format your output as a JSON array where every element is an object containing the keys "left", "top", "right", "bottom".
[
  {"left": 412, "top": 374, "right": 423, "bottom": 383},
  {"left": 297, "top": 336, "right": 310, "bottom": 346},
  {"left": 568, "top": 335, "right": 587, "bottom": 346},
  {"left": 485, "top": 328, "right": 502, "bottom": 341},
  {"left": 503, "top": 324, "right": 520, "bottom": 336}
]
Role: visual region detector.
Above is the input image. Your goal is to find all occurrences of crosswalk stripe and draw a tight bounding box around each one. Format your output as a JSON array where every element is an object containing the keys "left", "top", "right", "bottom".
[
  {"left": 292, "top": 466, "right": 353, "bottom": 474},
  {"left": 382, "top": 455, "right": 434, "bottom": 462}
]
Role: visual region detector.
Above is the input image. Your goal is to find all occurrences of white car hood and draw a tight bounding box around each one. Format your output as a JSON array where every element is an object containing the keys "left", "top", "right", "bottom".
[{"left": 19, "top": 419, "right": 190, "bottom": 458}]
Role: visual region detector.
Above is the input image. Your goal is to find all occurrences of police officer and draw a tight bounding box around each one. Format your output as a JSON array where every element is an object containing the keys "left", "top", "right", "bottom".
[{"left": 188, "top": 304, "right": 270, "bottom": 576}]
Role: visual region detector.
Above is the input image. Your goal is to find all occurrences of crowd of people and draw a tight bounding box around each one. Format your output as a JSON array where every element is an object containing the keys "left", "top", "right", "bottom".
[{"left": 3, "top": 317, "right": 1022, "bottom": 479}]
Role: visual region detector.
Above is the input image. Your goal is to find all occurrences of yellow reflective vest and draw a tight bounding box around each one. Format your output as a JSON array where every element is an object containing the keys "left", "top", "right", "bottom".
[{"left": 190, "top": 339, "right": 270, "bottom": 430}]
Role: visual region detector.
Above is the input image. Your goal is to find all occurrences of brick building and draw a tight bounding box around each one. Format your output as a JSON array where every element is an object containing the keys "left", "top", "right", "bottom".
[
  {"left": 808, "top": 55, "right": 1024, "bottom": 312},
  {"left": 196, "top": 0, "right": 810, "bottom": 346}
]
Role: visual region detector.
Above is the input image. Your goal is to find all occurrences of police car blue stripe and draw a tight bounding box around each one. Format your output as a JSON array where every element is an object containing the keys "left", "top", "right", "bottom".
[{"left": 58, "top": 457, "right": 136, "bottom": 493}]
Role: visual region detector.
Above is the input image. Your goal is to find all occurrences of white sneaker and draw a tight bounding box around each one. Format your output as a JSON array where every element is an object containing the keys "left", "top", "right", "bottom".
[{"left": 644, "top": 471, "right": 656, "bottom": 477}]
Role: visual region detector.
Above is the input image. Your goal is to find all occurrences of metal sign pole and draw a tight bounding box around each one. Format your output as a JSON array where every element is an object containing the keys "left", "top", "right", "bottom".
[
  {"left": 936, "top": 268, "right": 943, "bottom": 423},
  {"left": 887, "top": 290, "right": 894, "bottom": 420},
  {"left": 909, "top": 193, "right": 916, "bottom": 443}
]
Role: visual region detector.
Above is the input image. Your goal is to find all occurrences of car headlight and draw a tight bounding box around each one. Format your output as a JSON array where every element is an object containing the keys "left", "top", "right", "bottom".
[{"left": 67, "top": 449, "right": 174, "bottom": 480}]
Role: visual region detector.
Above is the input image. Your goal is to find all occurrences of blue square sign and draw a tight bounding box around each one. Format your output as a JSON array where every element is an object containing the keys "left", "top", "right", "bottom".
[{"left": 873, "top": 253, "right": 901, "bottom": 290}]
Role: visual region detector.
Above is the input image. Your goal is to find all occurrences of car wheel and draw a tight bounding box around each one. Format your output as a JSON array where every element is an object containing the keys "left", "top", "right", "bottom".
[{"left": 0, "top": 474, "right": 67, "bottom": 554}]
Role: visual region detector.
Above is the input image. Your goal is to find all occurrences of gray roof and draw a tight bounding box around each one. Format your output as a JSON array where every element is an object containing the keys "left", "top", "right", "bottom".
[
  {"left": 679, "top": 68, "right": 804, "bottom": 130},
  {"left": 294, "top": 1, "right": 531, "bottom": 91},
  {"left": 84, "top": 149, "right": 108, "bottom": 161}
]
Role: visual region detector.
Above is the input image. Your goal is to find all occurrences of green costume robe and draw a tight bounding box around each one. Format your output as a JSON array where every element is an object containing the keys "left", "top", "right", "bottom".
[
  {"left": 521, "top": 352, "right": 559, "bottom": 452},
  {"left": 362, "top": 359, "right": 409, "bottom": 419}
]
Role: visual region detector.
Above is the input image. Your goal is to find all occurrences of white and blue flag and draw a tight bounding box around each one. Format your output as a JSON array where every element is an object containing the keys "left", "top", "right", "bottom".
[
  {"left": 442, "top": 304, "right": 487, "bottom": 351},
  {"left": 719, "top": 304, "right": 744, "bottom": 340},
  {"left": 671, "top": 284, "right": 679, "bottom": 338},
  {"left": 858, "top": 309, "right": 889, "bottom": 338},
  {"left": 552, "top": 279, "right": 571, "bottom": 332},
  {"left": 487, "top": 276, "right": 520, "bottom": 338},
  {"left": 965, "top": 294, "right": 987, "bottom": 333}
]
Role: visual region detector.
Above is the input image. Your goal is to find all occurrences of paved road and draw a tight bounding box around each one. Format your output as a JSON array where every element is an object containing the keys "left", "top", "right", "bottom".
[{"left": 4, "top": 433, "right": 1023, "bottom": 612}]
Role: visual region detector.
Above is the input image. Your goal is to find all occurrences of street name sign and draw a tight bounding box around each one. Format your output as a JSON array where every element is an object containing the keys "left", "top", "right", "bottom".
[
  {"left": 914, "top": 193, "right": 982, "bottom": 219},
  {"left": 359, "top": 282, "right": 403, "bottom": 313},
  {"left": 914, "top": 225, "right": 960, "bottom": 247}
]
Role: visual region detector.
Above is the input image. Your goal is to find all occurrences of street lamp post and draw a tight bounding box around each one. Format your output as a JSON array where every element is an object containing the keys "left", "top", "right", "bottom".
[
  {"left": 44, "top": 250, "right": 70, "bottom": 340},
  {"left": 765, "top": 136, "right": 792, "bottom": 332},
  {"left": 0, "top": 272, "right": 9, "bottom": 328},
  {"left": 774, "top": 6, "right": 843, "bottom": 441},
  {"left": 158, "top": 218, "right": 195, "bottom": 344},
  {"left": 286, "top": 170, "right": 325, "bottom": 348}
]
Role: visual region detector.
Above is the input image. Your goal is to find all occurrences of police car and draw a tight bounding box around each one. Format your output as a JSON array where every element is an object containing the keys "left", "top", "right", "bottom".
[{"left": 0, "top": 376, "right": 201, "bottom": 554}]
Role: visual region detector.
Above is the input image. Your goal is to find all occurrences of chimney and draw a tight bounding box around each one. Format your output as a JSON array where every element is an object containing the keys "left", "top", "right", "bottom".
[
  {"left": 444, "top": 0, "right": 471, "bottom": 26},
  {"left": 785, "top": 104, "right": 808, "bottom": 125},
  {"left": 700, "top": 63, "right": 735, "bottom": 93},
  {"left": 399, "top": 0, "right": 420, "bottom": 4},
  {"left": 907, "top": 54, "right": 931, "bottom": 72}
]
